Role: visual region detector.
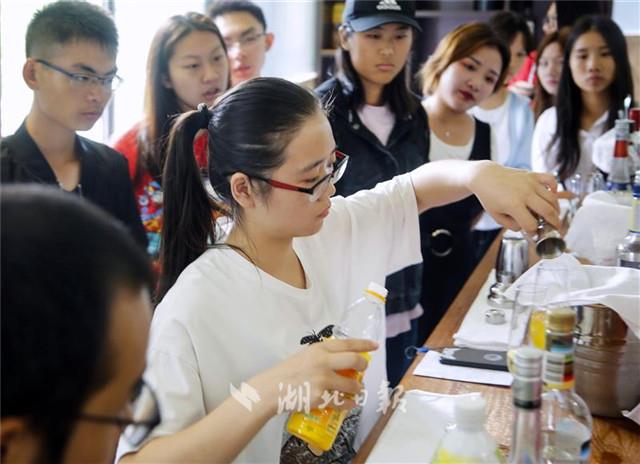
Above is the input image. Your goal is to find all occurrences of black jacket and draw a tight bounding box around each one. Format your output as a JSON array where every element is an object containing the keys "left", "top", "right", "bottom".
[
  {"left": 1, "top": 123, "right": 147, "bottom": 248},
  {"left": 418, "top": 115, "right": 491, "bottom": 339},
  {"left": 315, "top": 78, "right": 428, "bottom": 317}
]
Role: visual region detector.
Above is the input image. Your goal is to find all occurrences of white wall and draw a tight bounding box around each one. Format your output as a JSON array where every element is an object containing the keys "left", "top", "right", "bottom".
[
  {"left": 613, "top": 0, "right": 640, "bottom": 35},
  {"left": 1, "top": 0, "right": 320, "bottom": 142},
  {"left": 256, "top": 0, "right": 319, "bottom": 84}
]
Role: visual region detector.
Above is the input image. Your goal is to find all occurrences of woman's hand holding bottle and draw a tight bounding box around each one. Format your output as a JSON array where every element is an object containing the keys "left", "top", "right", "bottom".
[{"left": 249, "top": 338, "right": 378, "bottom": 415}]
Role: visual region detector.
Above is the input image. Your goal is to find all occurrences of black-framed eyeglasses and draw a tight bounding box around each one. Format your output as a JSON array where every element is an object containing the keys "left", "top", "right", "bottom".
[
  {"left": 249, "top": 150, "right": 349, "bottom": 202},
  {"left": 35, "top": 59, "right": 123, "bottom": 92},
  {"left": 79, "top": 379, "right": 160, "bottom": 447}
]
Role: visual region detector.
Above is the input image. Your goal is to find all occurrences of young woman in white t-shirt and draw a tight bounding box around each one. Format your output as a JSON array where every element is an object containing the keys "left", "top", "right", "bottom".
[
  {"left": 531, "top": 15, "right": 634, "bottom": 182},
  {"left": 417, "top": 22, "right": 509, "bottom": 338},
  {"left": 119, "top": 77, "right": 561, "bottom": 463}
]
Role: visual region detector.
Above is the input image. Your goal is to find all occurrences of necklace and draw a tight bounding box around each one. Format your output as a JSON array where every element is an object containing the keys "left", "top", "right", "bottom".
[{"left": 58, "top": 180, "right": 83, "bottom": 197}]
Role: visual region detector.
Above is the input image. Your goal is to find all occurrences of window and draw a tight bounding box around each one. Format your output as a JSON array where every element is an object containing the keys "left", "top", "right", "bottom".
[{"left": 1, "top": 1, "right": 318, "bottom": 143}]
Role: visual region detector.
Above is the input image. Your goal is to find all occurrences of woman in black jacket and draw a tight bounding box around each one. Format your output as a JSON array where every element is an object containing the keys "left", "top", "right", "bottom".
[{"left": 315, "top": 0, "right": 426, "bottom": 385}]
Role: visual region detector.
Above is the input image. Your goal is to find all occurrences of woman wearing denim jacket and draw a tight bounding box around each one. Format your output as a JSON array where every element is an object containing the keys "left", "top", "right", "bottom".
[{"left": 315, "top": 0, "right": 426, "bottom": 386}]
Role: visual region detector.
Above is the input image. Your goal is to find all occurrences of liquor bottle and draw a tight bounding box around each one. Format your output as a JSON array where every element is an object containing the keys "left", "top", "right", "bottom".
[
  {"left": 616, "top": 170, "right": 640, "bottom": 269},
  {"left": 606, "top": 119, "right": 632, "bottom": 193},
  {"left": 540, "top": 308, "right": 592, "bottom": 463},
  {"left": 630, "top": 108, "right": 640, "bottom": 172},
  {"left": 508, "top": 346, "right": 543, "bottom": 464}
]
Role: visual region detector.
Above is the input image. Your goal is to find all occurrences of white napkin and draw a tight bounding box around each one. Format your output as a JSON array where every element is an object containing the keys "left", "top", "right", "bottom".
[
  {"left": 366, "top": 390, "right": 483, "bottom": 463},
  {"left": 623, "top": 402, "right": 640, "bottom": 426},
  {"left": 452, "top": 270, "right": 514, "bottom": 351},
  {"left": 565, "top": 190, "right": 631, "bottom": 266},
  {"left": 503, "top": 254, "right": 640, "bottom": 338}
]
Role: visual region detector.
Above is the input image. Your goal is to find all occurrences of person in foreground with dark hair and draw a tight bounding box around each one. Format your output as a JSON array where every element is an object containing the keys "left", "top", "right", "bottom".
[
  {"left": 532, "top": 15, "right": 634, "bottom": 182},
  {"left": 0, "top": 0, "right": 146, "bottom": 247},
  {"left": 1, "top": 184, "right": 155, "bottom": 463},
  {"left": 315, "top": 0, "right": 425, "bottom": 387},
  {"left": 0, "top": 185, "right": 375, "bottom": 464},
  {"left": 119, "top": 77, "right": 561, "bottom": 462},
  {"left": 207, "top": 0, "right": 274, "bottom": 87}
]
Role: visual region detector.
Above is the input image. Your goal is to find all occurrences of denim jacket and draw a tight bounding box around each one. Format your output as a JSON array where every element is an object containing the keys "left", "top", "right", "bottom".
[{"left": 315, "top": 78, "right": 428, "bottom": 316}]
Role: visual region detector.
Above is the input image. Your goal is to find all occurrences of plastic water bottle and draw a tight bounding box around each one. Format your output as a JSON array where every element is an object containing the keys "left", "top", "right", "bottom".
[
  {"left": 432, "top": 395, "right": 505, "bottom": 463},
  {"left": 286, "top": 282, "right": 386, "bottom": 453}
]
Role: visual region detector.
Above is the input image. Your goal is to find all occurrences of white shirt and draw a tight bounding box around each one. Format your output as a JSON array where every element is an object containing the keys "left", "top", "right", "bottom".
[
  {"left": 116, "top": 174, "right": 422, "bottom": 463},
  {"left": 429, "top": 121, "right": 500, "bottom": 230},
  {"left": 429, "top": 131, "right": 475, "bottom": 161},
  {"left": 468, "top": 94, "right": 510, "bottom": 165},
  {"left": 357, "top": 104, "right": 396, "bottom": 146},
  {"left": 532, "top": 107, "right": 608, "bottom": 178}
]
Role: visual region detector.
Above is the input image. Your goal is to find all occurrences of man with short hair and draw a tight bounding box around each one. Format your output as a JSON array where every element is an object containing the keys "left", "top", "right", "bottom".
[
  {"left": 0, "top": 0, "right": 146, "bottom": 247},
  {"left": 1, "top": 184, "right": 155, "bottom": 463},
  {"left": 207, "top": 0, "right": 274, "bottom": 86}
]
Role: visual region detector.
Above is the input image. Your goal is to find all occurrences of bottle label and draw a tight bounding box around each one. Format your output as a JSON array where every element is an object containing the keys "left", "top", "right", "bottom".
[
  {"left": 543, "top": 351, "right": 574, "bottom": 388},
  {"left": 619, "top": 259, "right": 640, "bottom": 269},
  {"left": 614, "top": 139, "right": 629, "bottom": 158},
  {"left": 607, "top": 181, "right": 630, "bottom": 191}
]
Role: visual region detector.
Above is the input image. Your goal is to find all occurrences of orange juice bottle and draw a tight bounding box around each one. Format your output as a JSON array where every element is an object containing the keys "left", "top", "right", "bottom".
[{"left": 286, "top": 282, "right": 387, "bottom": 453}]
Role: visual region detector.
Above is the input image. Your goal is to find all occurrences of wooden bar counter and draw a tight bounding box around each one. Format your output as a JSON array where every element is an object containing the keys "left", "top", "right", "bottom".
[{"left": 355, "top": 235, "right": 640, "bottom": 463}]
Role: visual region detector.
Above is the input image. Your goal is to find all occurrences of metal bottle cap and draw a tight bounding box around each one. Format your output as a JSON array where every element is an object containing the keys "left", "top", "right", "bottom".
[{"left": 546, "top": 307, "right": 576, "bottom": 333}]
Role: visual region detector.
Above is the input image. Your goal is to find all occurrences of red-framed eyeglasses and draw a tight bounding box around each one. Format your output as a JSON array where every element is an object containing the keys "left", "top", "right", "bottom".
[{"left": 249, "top": 150, "right": 349, "bottom": 202}]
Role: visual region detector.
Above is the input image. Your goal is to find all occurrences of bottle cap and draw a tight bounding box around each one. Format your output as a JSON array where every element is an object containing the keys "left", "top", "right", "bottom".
[
  {"left": 630, "top": 108, "right": 640, "bottom": 131},
  {"left": 454, "top": 395, "right": 486, "bottom": 427},
  {"left": 365, "top": 282, "right": 388, "bottom": 302},
  {"left": 512, "top": 346, "right": 543, "bottom": 379},
  {"left": 546, "top": 307, "right": 576, "bottom": 333}
]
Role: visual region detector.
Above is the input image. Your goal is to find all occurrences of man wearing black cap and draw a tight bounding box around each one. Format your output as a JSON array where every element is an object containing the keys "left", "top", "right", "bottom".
[{"left": 314, "top": 2, "right": 430, "bottom": 457}]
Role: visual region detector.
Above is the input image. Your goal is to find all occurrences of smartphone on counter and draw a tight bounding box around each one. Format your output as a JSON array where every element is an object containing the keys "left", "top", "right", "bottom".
[{"left": 439, "top": 347, "right": 509, "bottom": 372}]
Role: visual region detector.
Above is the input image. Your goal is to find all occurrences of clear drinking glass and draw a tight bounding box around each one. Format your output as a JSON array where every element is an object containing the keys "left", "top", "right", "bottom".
[{"left": 507, "top": 284, "right": 548, "bottom": 372}]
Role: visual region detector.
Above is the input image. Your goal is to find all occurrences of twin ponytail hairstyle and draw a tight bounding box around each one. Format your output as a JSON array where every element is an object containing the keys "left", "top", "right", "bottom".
[{"left": 158, "top": 78, "right": 321, "bottom": 300}]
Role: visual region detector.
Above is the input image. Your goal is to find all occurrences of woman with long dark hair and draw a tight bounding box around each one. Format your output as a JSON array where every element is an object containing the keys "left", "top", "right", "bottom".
[
  {"left": 314, "top": 0, "right": 425, "bottom": 387},
  {"left": 113, "top": 13, "right": 229, "bottom": 261},
  {"left": 116, "top": 77, "right": 560, "bottom": 462},
  {"left": 532, "top": 28, "right": 570, "bottom": 121},
  {"left": 532, "top": 15, "right": 633, "bottom": 181}
]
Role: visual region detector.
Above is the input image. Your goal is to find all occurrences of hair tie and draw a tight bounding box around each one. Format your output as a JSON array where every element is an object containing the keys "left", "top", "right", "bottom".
[{"left": 197, "top": 103, "right": 211, "bottom": 129}]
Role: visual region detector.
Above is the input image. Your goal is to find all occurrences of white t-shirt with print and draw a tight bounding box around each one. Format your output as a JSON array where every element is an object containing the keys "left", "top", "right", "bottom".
[
  {"left": 116, "top": 174, "right": 422, "bottom": 463},
  {"left": 532, "top": 107, "right": 608, "bottom": 178},
  {"left": 468, "top": 94, "right": 509, "bottom": 165}
]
